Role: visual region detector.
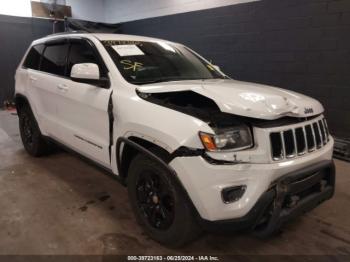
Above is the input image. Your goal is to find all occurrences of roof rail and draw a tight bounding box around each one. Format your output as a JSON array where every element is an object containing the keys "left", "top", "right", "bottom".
[{"left": 48, "top": 30, "right": 88, "bottom": 37}]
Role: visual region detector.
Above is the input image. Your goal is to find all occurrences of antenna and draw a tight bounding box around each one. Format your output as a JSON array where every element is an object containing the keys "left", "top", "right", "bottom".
[
  {"left": 39, "top": 0, "right": 68, "bottom": 33},
  {"left": 40, "top": 0, "right": 67, "bottom": 18}
]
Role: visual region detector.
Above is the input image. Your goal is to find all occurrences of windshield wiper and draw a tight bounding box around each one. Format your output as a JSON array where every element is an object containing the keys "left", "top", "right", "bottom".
[
  {"left": 131, "top": 79, "right": 178, "bottom": 85},
  {"left": 132, "top": 77, "right": 221, "bottom": 85}
]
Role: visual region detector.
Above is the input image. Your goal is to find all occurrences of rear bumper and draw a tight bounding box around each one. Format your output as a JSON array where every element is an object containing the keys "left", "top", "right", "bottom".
[{"left": 199, "top": 160, "right": 335, "bottom": 235}]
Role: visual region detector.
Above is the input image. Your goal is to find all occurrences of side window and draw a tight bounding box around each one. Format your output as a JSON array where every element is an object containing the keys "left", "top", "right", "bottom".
[
  {"left": 23, "top": 45, "right": 45, "bottom": 70},
  {"left": 41, "top": 43, "right": 69, "bottom": 76},
  {"left": 67, "top": 41, "right": 106, "bottom": 77}
]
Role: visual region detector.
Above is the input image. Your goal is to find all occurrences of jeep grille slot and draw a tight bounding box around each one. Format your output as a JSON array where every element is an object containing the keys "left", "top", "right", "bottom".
[
  {"left": 283, "top": 130, "right": 296, "bottom": 158},
  {"left": 318, "top": 120, "right": 326, "bottom": 144},
  {"left": 323, "top": 119, "right": 330, "bottom": 142},
  {"left": 270, "top": 117, "right": 330, "bottom": 161},
  {"left": 295, "top": 127, "right": 306, "bottom": 155},
  {"left": 313, "top": 122, "right": 322, "bottom": 148},
  {"left": 270, "top": 132, "right": 284, "bottom": 161},
  {"left": 305, "top": 125, "right": 316, "bottom": 152}
]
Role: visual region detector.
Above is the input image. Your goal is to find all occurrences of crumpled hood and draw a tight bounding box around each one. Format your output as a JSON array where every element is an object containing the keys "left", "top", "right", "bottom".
[{"left": 137, "top": 79, "right": 324, "bottom": 120}]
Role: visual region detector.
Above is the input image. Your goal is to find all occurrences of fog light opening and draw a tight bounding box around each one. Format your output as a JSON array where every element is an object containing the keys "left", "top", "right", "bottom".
[{"left": 221, "top": 185, "right": 247, "bottom": 204}]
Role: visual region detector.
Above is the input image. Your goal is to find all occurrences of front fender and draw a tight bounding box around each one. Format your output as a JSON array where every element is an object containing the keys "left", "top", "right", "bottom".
[{"left": 114, "top": 91, "right": 212, "bottom": 153}]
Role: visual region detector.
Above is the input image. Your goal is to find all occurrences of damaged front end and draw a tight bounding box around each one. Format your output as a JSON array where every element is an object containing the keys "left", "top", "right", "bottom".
[
  {"left": 137, "top": 90, "right": 246, "bottom": 130},
  {"left": 135, "top": 83, "right": 334, "bottom": 236},
  {"left": 137, "top": 89, "right": 321, "bottom": 164},
  {"left": 137, "top": 90, "right": 257, "bottom": 163}
]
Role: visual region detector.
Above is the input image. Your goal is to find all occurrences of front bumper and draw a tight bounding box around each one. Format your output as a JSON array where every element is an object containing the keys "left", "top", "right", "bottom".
[
  {"left": 200, "top": 160, "right": 335, "bottom": 235},
  {"left": 169, "top": 138, "right": 334, "bottom": 222}
]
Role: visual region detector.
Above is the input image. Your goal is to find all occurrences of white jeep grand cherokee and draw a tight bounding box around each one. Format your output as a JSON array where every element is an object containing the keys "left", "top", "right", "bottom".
[{"left": 15, "top": 33, "right": 335, "bottom": 246}]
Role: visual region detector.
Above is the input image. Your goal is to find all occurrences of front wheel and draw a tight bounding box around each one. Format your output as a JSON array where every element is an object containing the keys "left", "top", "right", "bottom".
[{"left": 127, "top": 153, "right": 201, "bottom": 247}]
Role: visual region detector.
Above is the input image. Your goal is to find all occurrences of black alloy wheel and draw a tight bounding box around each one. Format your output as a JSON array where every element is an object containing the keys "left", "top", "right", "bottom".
[
  {"left": 21, "top": 111, "right": 34, "bottom": 148},
  {"left": 127, "top": 152, "right": 201, "bottom": 247},
  {"left": 136, "top": 170, "right": 175, "bottom": 230}
]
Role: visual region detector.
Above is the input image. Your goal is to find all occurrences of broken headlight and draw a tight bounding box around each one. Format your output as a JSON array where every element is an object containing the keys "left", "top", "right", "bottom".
[{"left": 199, "top": 125, "right": 253, "bottom": 152}]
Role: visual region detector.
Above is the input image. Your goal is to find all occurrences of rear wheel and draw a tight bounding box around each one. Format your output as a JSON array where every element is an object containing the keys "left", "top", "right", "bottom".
[
  {"left": 18, "top": 104, "right": 51, "bottom": 157},
  {"left": 127, "top": 153, "right": 201, "bottom": 247}
]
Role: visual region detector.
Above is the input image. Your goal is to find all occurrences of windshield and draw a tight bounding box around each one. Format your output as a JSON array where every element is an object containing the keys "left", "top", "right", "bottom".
[{"left": 102, "top": 40, "right": 227, "bottom": 85}]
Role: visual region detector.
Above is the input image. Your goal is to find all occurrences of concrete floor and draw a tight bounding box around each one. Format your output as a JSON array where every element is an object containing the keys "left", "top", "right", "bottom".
[{"left": 0, "top": 110, "right": 350, "bottom": 256}]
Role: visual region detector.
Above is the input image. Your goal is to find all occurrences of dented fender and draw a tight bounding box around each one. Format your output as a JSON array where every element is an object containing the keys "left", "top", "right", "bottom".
[{"left": 113, "top": 89, "right": 213, "bottom": 153}]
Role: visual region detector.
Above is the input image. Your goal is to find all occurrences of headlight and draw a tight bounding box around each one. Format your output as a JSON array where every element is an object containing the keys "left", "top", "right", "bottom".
[{"left": 199, "top": 125, "right": 253, "bottom": 152}]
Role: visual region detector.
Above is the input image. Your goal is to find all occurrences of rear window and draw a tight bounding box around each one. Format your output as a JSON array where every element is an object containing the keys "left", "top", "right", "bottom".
[
  {"left": 23, "top": 45, "right": 45, "bottom": 70},
  {"left": 41, "top": 43, "right": 69, "bottom": 76}
]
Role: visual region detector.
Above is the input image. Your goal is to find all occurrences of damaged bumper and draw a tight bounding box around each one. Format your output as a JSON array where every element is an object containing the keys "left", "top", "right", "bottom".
[
  {"left": 200, "top": 160, "right": 335, "bottom": 236},
  {"left": 169, "top": 138, "right": 335, "bottom": 229}
]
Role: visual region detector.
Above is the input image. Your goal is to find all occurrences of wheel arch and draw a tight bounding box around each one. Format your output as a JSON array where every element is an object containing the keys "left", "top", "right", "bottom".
[
  {"left": 116, "top": 136, "right": 201, "bottom": 218},
  {"left": 117, "top": 136, "right": 172, "bottom": 182},
  {"left": 15, "top": 93, "right": 46, "bottom": 136},
  {"left": 15, "top": 93, "right": 30, "bottom": 114}
]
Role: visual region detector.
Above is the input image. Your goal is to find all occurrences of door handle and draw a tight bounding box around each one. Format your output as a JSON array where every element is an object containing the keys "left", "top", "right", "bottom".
[
  {"left": 57, "top": 84, "right": 69, "bottom": 91},
  {"left": 29, "top": 76, "right": 37, "bottom": 82}
]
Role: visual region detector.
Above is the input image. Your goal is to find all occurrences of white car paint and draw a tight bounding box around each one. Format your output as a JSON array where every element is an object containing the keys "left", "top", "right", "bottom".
[{"left": 15, "top": 33, "right": 334, "bottom": 222}]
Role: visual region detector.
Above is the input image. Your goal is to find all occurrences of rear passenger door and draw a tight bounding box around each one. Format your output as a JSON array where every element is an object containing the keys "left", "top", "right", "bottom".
[
  {"left": 23, "top": 44, "right": 46, "bottom": 123},
  {"left": 26, "top": 40, "right": 69, "bottom": 138},
  {"left": 54, "top": 38, "right": 112, "bottom": 167}
]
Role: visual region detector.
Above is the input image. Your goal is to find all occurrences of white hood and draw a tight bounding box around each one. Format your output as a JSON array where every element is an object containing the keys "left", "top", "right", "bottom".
[{"left": 137, "top": 79, "right": 324, "bottom": 120}]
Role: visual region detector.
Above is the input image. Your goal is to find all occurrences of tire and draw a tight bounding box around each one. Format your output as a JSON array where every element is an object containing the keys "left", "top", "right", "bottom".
[
  {"left": 127, "top": 153, "right": 201, "bottom": 247},
  {"left": 18, "top": 103, "right": 51, "bottom": 157}
]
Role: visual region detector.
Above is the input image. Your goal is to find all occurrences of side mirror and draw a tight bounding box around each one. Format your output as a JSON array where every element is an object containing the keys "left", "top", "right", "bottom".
[{"left": 71, "top": 63, "right": 109, "bottom": 88}]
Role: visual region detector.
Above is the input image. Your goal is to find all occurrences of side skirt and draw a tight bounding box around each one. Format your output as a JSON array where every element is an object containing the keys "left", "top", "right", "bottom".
[{"left": 45, "top": 136, "right": 125, "bottom": 185}]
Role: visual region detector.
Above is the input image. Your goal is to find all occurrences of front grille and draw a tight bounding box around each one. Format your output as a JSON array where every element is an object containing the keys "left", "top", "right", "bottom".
[{"left": 270, "top": 117, "right": 330, "bottom": 161}]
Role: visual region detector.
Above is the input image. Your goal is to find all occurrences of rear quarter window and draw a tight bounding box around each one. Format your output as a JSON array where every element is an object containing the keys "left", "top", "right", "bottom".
[{"left": 23, "top": 44, "right": 45, "bottom": 70}]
